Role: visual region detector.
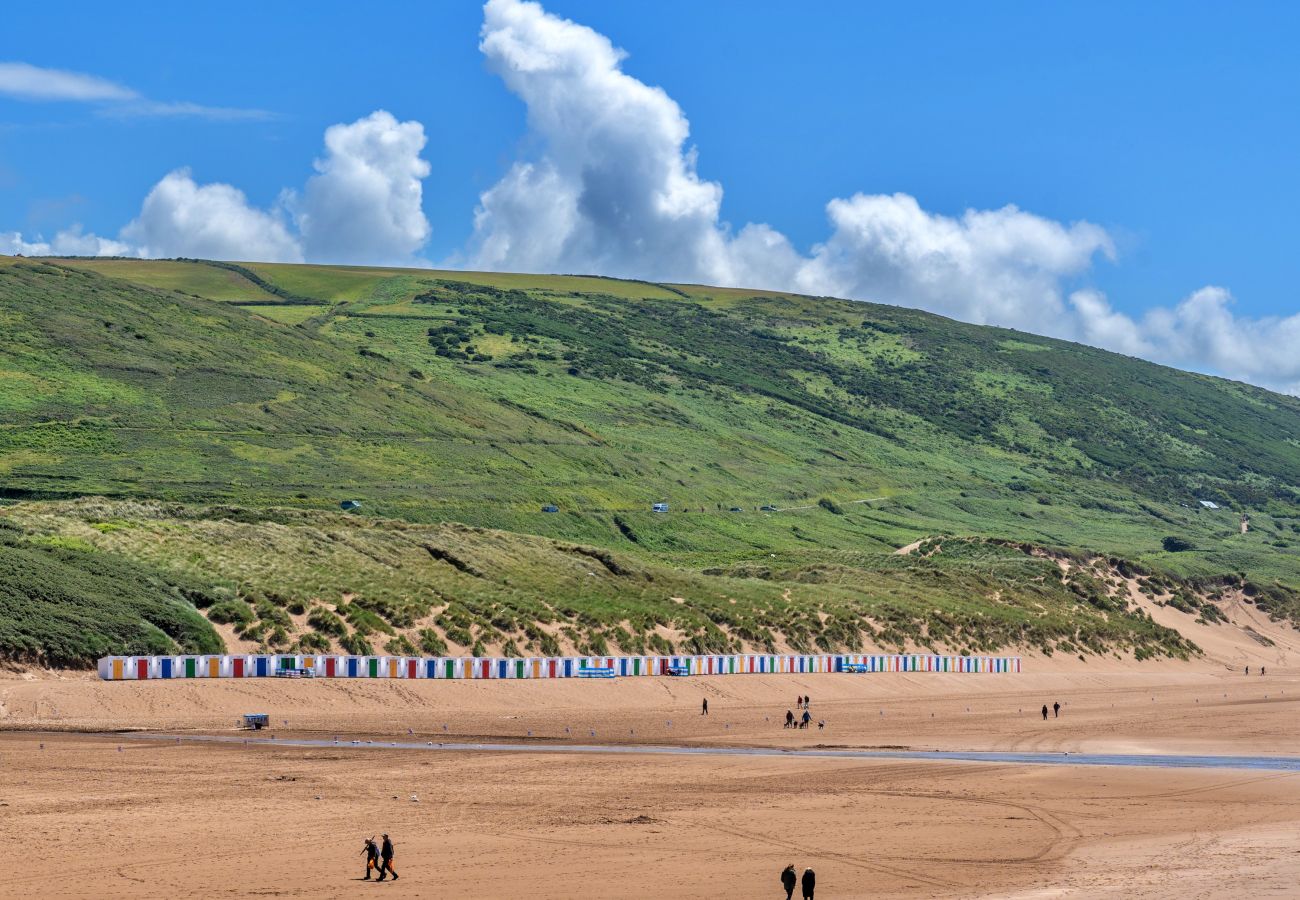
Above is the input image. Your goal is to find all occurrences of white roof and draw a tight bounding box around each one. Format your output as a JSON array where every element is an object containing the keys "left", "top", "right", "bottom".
[{"left": 1197, "top": 500, "right": 1220, "bottom": 509}]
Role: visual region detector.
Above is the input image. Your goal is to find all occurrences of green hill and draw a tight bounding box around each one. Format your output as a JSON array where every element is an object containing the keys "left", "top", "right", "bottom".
[{"left": 2, "top": 255, "right": 1297, "bottom": 665}]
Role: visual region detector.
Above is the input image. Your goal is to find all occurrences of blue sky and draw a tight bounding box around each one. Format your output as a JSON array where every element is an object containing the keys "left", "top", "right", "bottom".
[{"left": 3, "top": 1, "right": 1299, "bottom": 392}]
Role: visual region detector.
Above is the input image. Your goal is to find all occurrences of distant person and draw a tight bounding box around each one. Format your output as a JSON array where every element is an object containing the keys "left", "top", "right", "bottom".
[
  {"left": 1042, "top": 704, "right": 1049, "bottom": 721},
  {"left": 801, "top": 709, "right": 811, "bottom": 729},
  {"left": 1261, "top": 666, "right": 1266, "bottom": 676},
  {"left": 376, "top": 834, "right": 397, "bottom": 881},
  {"left": 1053, "top": 701, "right": 1061, "bottom": 718},
  {"left": 804, "top": 695, "right": 811, "bottom": 709},
  {"left": 781, "top": 864, "right": 797, "bottom": 900},
  {"left": 785, "top": 709, "right": 795, "bottom": 728},
  {"left": 801, "top": 866, "right": 816, "bottom": 899},
  {"left": 1245, "top": 666, "right": 1250, "bottom": 675},
  {"left": 361, "top": 837, "right": 380, "bottom": 880},
  {"left": 702, "top": 697, "right": 709, "bottom": 716},
  {"left": 796, "top": 695, "right": 803, "bottom": 709}
]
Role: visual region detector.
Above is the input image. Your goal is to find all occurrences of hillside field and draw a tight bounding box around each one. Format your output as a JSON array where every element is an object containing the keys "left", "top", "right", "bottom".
[{"left": 1, "top": 255, "right": 1298, "bottom": 665}]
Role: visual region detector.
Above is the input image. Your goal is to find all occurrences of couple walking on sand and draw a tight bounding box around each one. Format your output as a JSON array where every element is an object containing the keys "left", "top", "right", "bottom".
[
  {"left": 361, "top": 834, "right": 397, "bottom": 881},
  {"left": 781, "top": 864, "right": 816, "bottom": 898}
]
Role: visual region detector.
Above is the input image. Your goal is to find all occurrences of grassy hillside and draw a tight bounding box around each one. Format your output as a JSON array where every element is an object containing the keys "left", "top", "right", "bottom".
[{"left": 2, "top": 255, "right": 1298, "bottom": 664}]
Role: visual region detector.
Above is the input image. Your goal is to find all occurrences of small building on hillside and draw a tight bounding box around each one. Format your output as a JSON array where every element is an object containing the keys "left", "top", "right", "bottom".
[{"left": 1197, "top": 499, "right": 1220, "bottom": 510}]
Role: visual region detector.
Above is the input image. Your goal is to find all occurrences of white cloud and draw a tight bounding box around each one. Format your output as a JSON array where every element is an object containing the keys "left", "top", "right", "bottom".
[
  {"left": 468, "top": 0, "right": 1113, "bottom": 334},
  {"left": 3, "top": 111, "right": 432, "bottom": 267},
  {"left": 97, "top": 100, "right": 275, "bottom": 122},
  {"left": 0, "top": 61, "right": 268, "bottom": 120},
  {"left": 793, "top": 194, "right": 1114, "bottom": 334},
  {"left": 292, "top": 110, "right": 432, "bottom": 266},
  {"left": 469, "top": 0, "right": 1299, "bottom": 394},
  {"left": 1072, "top": 287, "right": 1300, "bottom": 395},
  {"left": 2, "top": 4, "right": 1297, "bottom": 396},
  {"left": 470, "top": 0, "right": 734, "bottom": 283},
  {"left": 119, "top": 169, "right": 303, "bottom": 262},
  {"left": 0, "top": 62, "right": 137, "bottom": 102},
  {"left": 1, "top": 225, "right": 129, "bottom": 257}
]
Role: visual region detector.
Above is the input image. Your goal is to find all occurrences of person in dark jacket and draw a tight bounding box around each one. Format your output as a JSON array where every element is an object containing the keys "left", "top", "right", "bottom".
[
  {"left": 1053, "top": 701, "right": 1061, "bottom": 718},
  {"left": 801, "top": 867, "right": 816, "bottom": 899},
  {"left": 1041, "top": 704, "right": 1049, "bottom": 721},
  {"left": 781, "top": 864, "right": 797, "bottom": 899},
  {"left": 361, "top": 837, "right": 380, "bottom": 880},
  {"left": 376, "top": 834, "right": 397, "bottom": 881},
  {"left": 702, "top": 697, "right": 709, "bottom": 716},
  {"left": 801, "top": 709, "right": 811, "bottom": 729},
  {"left": 785, "top": 709, "right": 795, "bottom": 728}
]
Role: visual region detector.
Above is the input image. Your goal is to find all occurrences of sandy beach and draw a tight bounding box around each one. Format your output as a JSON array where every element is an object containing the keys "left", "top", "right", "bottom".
[{"left": 4, "top": 658, "right": 1300, "bottom": 899}]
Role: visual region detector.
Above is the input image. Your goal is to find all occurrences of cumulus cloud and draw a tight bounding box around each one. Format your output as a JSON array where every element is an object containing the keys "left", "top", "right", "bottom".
[
  {"left": 470, "top": 0, "right": 1300, "bottom": 394},
  {"left": 1071, "top": 288, "right": 1300, "bottom": 395},
  {"left": 292, "top": 111, "right": 432, "bottom": 266},
  {"left": 468, "top": 0, "right": 1113, "bottom": 334},
  {"left": 794, "top": 194, "right": 1114, "bottom": 334},
  {"left": 119, "top": 169, "right": 303, "bottom": 262},
  {"left": 1, "top": 225, "right": 130, "bottom": 257},
  {"left": 470, "top": 0, "right": 734, "bottom": 282},
  {"left": 3, "top": 110, "right": 432, "bottom": 266}
]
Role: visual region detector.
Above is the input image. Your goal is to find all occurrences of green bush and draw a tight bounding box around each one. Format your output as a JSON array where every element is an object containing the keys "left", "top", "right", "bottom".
[
  {"left": 340, "top": 632, "right": 372, "bottom": 655},
  {"left": 297, "top": 632, "right": 331, "bottom": 652},
  {"left": 0, "top": 542, "right": 221, "bottom": 667},
  {"left": 307, "top": 606, "right": 347, "bottom": 637},
  {"left": 207, "top": 599, "right": 254, "bottom": 626},
  {"left": 418, "top": 628, "right": 448, "bottom": 655},
  {"left": 385, "top": 634, "right": 417, "bottom": 655}
]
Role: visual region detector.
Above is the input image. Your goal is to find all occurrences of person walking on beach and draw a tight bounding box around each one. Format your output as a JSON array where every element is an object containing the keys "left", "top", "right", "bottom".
[
  {"left": 796, "top": 694, "right": 803, "bottom": 710},
  {"left": 1053, "top": 701, "right": 1061, "bottom": 718},
  {"left": 785, "top": 709, "right": 795, "bottom": 728},
  {"left": 804, "top": 695, "right": 811, "bottom": 710},
  {"left": 1041, "top": 704, "right": 1049, "bottom": 721},
  {"left": 361, "top": 837, "right": 380, "bottom": 880},
  {"left": 1245, "top": 666, "right": 1250, "bottom": 675},
  {"left": 801, "top": 866, "right": 816, "bottom": 899},
  {"left": 801, "top": 709, "right": 811, "bottom": 729},
  {"left": 376, "top": 834, "right": 397, "bottom": 881},
  {"left": 702, "top": 697, "right": 709, "bottom": 716},
  {"left": 781, "top": 864, "right": 797, "bottom": 899}
]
